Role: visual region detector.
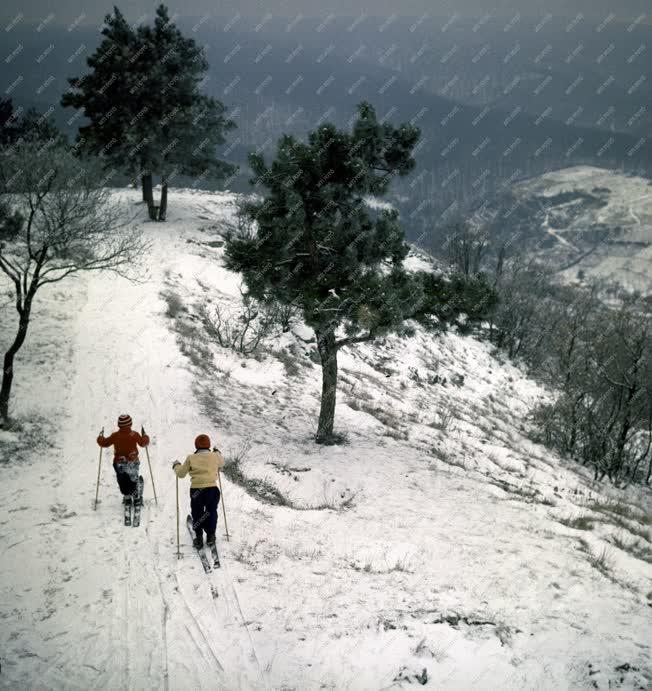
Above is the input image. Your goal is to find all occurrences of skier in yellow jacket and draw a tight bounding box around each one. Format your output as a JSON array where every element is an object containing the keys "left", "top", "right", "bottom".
[{"left": 173, "top": 434, "right": 225, "bottom": 549}]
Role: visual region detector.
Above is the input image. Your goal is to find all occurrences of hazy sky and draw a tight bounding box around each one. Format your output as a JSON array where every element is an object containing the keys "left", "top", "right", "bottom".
[{"left": 1, "top": 0, "right": 649, "bottom": 26}]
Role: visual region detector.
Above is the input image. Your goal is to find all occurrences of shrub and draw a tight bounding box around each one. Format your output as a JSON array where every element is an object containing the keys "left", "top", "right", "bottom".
[
  {"left": 163, "top": 290, "right": 185, "bottom": 318},
  {"left": 558, "top": 515, "right": 595, "bottom": 530},
  {"left": 199, "top": 291, "right": 280, "bottom": 356}
]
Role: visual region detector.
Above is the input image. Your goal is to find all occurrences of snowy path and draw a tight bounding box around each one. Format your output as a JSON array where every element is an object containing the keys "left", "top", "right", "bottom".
[{"left": 0, "top": 200, "right": 266, "bottom": 690}]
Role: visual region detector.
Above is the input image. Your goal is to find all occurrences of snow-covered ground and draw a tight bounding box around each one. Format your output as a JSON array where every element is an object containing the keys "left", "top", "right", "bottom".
[{"left": 0, "top": 189, "right": 650, "bottom": 691}]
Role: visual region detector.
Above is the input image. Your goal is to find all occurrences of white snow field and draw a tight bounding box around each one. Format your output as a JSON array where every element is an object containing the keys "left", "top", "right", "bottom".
[{"left": 0, "top": 188, "right": 650, "bottom": 691}]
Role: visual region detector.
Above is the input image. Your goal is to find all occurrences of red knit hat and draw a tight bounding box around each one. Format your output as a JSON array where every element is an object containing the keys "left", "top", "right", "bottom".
[
  {"left": 118, "top": 414, "right": 132, "bottom": 429},
  {"left": 195, "top": 434, "right": 211, "bottom": 449}
]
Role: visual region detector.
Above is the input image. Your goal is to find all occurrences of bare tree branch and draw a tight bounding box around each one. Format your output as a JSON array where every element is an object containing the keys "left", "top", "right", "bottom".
[{"left": 0, "top": 139, "right": 149, "bottom": 422}]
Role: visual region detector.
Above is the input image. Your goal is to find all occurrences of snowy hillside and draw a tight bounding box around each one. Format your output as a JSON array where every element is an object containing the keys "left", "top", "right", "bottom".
[
  {"left": 0, "top": 189, "right": 651, "bottom": 691},
  {"left": 511, "top": 166, "right": 652, "bottom": 294}
]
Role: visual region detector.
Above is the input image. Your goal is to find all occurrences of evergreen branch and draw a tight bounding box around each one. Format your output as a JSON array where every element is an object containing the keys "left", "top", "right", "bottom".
[{"left": 336, "top": 332, "right": 375, "bottom": 348}]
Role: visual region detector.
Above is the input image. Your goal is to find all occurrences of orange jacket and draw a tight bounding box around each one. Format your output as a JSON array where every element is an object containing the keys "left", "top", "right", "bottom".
[{"left": 97, "top": 428, "right": 150, "bottom": 462}]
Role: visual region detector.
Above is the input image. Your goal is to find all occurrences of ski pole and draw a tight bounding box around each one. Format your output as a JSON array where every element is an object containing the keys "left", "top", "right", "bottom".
[
  {"left": 94, "top": 427, "right": 104, "bottom": 511},
  {"left": 142, "top": 425, "right": 158, "bottom": 506},
  {"left": 217, "top": 468, "right": 229, "bottom": 541},
  {"left": 176, "top": 475, "right": 181, "bottom": 559}
]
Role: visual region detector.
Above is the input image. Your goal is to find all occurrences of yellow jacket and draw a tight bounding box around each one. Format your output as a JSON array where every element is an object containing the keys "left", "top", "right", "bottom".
[{"left": 174, "top": 449, "right": 225, "bottom": 488}]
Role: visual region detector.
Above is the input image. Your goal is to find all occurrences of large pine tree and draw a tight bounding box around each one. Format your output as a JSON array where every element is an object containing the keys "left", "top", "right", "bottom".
[
  {"left": 225, "top": 102, "right": 427, "bottom": 443},
  {"left": 61, "top": 5, "right": 236, "bottom": 221},
  {"left": 61, "top": 9, "right": 142, "bottom": 180}
]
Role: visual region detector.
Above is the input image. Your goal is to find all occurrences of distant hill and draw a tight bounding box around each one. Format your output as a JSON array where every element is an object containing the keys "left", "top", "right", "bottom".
[
  {"left": 1, "top": 17, "right": 650, "bottom": 233},
  {"left": 477, "top": 166, "right": 652, "bottom": 294}
]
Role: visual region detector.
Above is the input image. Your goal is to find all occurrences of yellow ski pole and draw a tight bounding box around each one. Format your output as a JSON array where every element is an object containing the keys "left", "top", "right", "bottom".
[
  {"left": 217, "top": 469, "right": 229, "bottom": 542},
  {"left": 94, "top": 427, "right": 104, "bottom": 511},
  {"left": 142, "top": 425, "right": 158, "bottom": 506},
  {"left": 176, "top": 475, "right": 181, "bottom": 559}
]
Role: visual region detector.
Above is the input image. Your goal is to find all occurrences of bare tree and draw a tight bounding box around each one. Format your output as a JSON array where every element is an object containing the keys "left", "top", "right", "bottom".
[
  {"left": 531, "top": 288, "right": 652, "bottom": 488},
  {"left": 198, "top": 286, "right": 286, "bottom": 356},
  {"left": 445, "top": 218, "right": 489, "bottom": 277},
  {"left": 0, "top": 140, "right": 147, "bottom": 424},
  {"left": 491, "top": 259, "right": 560, "bottom": 361}
]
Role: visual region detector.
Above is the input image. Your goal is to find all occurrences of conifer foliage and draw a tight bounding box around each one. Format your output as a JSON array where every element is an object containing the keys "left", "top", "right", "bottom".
[
  {"left": 61, "top": 5, "right": 236, "bottom": 221},
  {"left": 0, "top": 97, "right": 65, "bottom": 147},
  {"left": 225, "top": 102, "right": 425, "bottom": 443}
]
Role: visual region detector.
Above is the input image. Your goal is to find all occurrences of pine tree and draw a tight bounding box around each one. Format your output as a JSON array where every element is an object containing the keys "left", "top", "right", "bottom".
[
  {"left": 0, "top": 97, "right": 65, "bottom": 147},
  {"left": 225, "top": 102, "right": 426, "bottom": 443},
  {"left": 61, "top": 8, "right": 145, "bottom": 187},
  {"left": 0, "top": 98, "right": 20, "bottom": 146},
  {"left": 133, "top": 6, "right": 236, "bottom": 220},
  {"left": 414, "top": 271, "right": 498, "bottom": 332},
  {"left": 61, "top": 4, "right": 236, "bottom": 221}
]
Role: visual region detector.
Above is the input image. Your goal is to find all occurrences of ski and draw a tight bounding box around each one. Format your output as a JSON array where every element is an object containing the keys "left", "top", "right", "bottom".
[
  {"left": 132, "top": 500, "right": 141, "bottom": 527},
  {"left": 186, "top": 515, "right": 212, "bottom": 573},
  {"left": 208, "top": 541, "right": 220, "bottom": 568},
  {"left": 124, "top": 496, "right": 132, "bottom": 526},
  {"left": 132, "top": 477, "right": 144, "bottom": 528}
]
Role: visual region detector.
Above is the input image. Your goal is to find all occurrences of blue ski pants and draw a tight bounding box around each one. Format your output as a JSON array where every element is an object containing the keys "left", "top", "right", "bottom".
[{"left": 190, "top": 486, "right": 220, "bottom": 540}]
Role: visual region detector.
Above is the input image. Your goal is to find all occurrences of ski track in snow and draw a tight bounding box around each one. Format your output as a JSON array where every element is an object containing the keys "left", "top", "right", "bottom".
[
  {"left": 0, "top": 194, "right": 266, "bottom": 691},
  {"left": 0, "top": 188, "right": 650, "bottom": 690}
]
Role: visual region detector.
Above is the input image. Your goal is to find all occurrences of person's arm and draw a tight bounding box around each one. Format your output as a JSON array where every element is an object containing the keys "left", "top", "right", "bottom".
[
  {"left": 174, "top": 457, "right": 191, "bottom": 478},
  {"left": 97, "top": 432, "right": 115, "bottom": 448},
  {"left": 137, "top": 426, "right": 150, "bottom": 447},
  {"left": 212, "top": 448, "right": 226, "bottom": 470}
]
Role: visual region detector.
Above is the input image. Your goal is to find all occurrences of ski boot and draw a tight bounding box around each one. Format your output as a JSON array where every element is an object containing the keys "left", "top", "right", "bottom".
[{"left": 193, "top": 535, "right": 204, "bottom": 550}]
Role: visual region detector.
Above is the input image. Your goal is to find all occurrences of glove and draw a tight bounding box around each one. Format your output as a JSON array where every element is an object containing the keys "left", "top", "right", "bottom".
[{"left": 172, "top": 461, "right": 181, "bottom": 470}]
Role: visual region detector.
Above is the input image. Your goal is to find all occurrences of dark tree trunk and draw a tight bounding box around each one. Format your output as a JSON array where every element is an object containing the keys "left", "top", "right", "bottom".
[
  {"left": 142, "top": 173, "right": 158, "bottom": 220},
  {"left": 142, "top": 173, "right": 153, "bottom": 204},
  {"left": 614, "top": 385, "right": 636, "bottom": 478},
  {"left": 315, "top": 328, "right": 338, "bottom": 443},
  {"left": 159, "top": 176, "right": 168, "bottom": 222},
  {"left": 0, "top": 305, "right": 32, "bottom": 424}
]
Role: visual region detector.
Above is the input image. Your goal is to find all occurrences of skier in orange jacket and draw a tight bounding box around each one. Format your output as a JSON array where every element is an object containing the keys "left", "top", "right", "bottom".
[{"left": 97, "top": 414, "right": 150, "bottom": 506}]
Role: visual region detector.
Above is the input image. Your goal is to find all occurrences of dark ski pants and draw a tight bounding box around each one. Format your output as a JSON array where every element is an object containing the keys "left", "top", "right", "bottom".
[
  {"left": 114, "top": 461, "right": 140, "bottom": 496},
  {"left": 190, "top": 486, "right": 220, "bottom": 541}
]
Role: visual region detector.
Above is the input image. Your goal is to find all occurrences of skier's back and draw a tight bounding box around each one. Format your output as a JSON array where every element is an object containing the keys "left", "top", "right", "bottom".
[
  {"left": 97, "top": 414, "right": 149, "bottom": 507},
  {"left": 173, "top": 434, "right": 224, "bottom": 549}
]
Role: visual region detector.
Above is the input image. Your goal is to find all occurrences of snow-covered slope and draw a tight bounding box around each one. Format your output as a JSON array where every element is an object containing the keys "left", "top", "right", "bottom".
[{"left": 0, "top": 189, "right": 650, "bottom": 691}]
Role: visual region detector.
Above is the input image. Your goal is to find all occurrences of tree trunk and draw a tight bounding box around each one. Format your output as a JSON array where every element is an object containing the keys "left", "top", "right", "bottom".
[
  {"left": 315, "top": 328, "right": 338, "bottom": 443},
  {"left": 159, "top": 176, "right": 168, "bottom": 222},
  {"left": 142, "top": 173, "right": 158, "bottom": 220},
  {"left": 0, "top": 307, "right": 31, "bottom": 424},
  {"left": 142, "top": 173, "right": 153, "bottom": 204}
]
